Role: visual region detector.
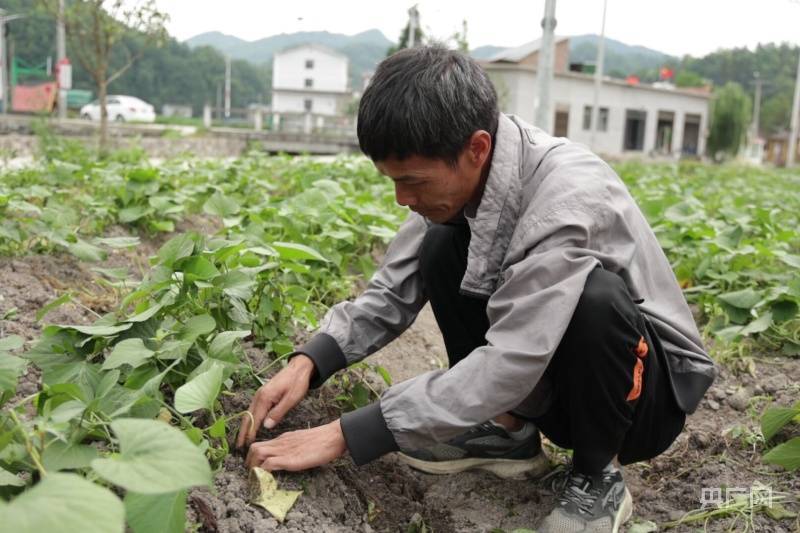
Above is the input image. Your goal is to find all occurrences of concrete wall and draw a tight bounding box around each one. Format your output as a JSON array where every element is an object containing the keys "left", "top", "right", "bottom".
[
  {"left": 273, "top": 45, "right": 348, "bottom": 92},
  {"left": 484, "top": 65, "right": 710, "bottom": 157},
  {"left": 271, "top": 91, "right": 341, "bottom": 116}
]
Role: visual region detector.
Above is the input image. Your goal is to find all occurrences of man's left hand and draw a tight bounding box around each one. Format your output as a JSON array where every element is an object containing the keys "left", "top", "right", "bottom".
[{"left": 245, "top": 419, "right": 347, "bottom": 471}]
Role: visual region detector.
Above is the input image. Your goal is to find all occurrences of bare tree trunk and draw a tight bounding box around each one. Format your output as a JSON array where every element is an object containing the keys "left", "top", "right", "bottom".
[{"left": 98, "top": 78, "right": 108, "bottom": 155}]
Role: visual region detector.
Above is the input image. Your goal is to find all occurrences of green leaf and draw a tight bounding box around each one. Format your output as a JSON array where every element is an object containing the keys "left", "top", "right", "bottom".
[
  {"left": 740, "top": 312, "right": 773, "bottom": 336},
  {"left": 375, "top": 365, "right": 392, "bottom": 386},
  {"left": 272, "top": 241, "right": 329, "bottom": 262},
  {"left": 92, "top": 266, "right": 130, "bottom": 280},
  {"left": 179, "top": 314, "right": 216, "bottom": 341},
  {"left": 0, "top": 335, "right": 23, "bottom": 351},
  {"left": 209, "top": 330, "right": 250, "bottom": 360},
  {"left": 203, "top": 191, "right": 240, "bottom": 217},
  {"left": 0, "top": 473, "right": 124, "bottom": 533},
  {"left": 91, "top": 418, "right": 212, "bottom": 494},
  {"left": 762, "top": 407, "right": 800, "bottom": 441},
  {"left": 119, "top": 205, "right": 152, "bottom": 223},
  {"left": 0, "top": 353, "right": 28, "bottom": 391},
  {"left": 174, "top": 364, "right": 223, "bottom": 414},
  {"left": 774, "top": 251, "right": 800, "bottom": 269},
  {"left": 35, "top": 292, "right": 73, "bottom": 322},
  {"left": 178, "top": 256, "right": 220, "bottom": 281},
  {"left": 94, "top": 236, "right": 141, "bottom": 248},
  {"left": 156, "top": 233, "right": 196, "bottom": 267},
  {"left": 42, "top": 441, "right": 99, "bottom": 472},
  {"left": 125, "top": 490, "right": 187, "bottom": 533},
  {"left": 0, "top": 467, "right": 24, "bottom": 487},
  {"left": 156, "top": 340, "right": 192, "bottom": 361},
  {"left": 68, "top": 240, "right": 107, "bottom": 262},
  {"left": 59, "top": 323, "right": 133, "bottom": 337},
  {"left": 715, "top": 325, "right": 743, "bottom": 343},
  {"left": 215, "top": 270, "right": 256, "bottom": 300},
  {"left": 762, "top": 437, "right": 800, "bottom": 471},
  {"left": 718, "top": 288, "right": 761, "bottom": 309},
  {"left": 351, "top": 382, "right": 370, "bottom": 408},
  {"left": 102, "top": 338, "right": 155, "bottom": 370},
  {"left": 124, "top": 303, "right": 163, "bottom": 323},
  {"left": 771, "top": 299, "right": 799, "bottom": 322},
  {"left": 209, "top": 417, "right": 226, "bottom": 438}
]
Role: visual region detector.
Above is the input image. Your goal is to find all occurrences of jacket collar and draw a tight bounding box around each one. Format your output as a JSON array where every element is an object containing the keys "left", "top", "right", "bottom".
[{"left": 459, "top": 114, "right": 524, "bottom": 298}]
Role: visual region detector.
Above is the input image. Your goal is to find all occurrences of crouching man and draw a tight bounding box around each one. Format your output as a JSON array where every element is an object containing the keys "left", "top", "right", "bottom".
[{"left": 236, "top": 46, "right": 715, "bottom": 533}]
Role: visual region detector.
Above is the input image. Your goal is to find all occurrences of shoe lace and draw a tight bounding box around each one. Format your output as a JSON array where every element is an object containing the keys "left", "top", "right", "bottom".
[{"left": 545, "top": 465, "right": 617, "bottom": 515}]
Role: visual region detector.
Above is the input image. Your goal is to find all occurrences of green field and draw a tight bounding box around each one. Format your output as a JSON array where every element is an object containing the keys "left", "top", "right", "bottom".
[{"left": 0, "top": 141, "right": 798, "bottom": 531}]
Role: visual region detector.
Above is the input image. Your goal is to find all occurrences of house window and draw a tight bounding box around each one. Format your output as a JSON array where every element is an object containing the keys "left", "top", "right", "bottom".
[
  {"left": 304, "top": 78, "right": 313, "bottom": 88},
  {"left": 583, "top": 105, "right": 609, "bottom": 131},
  {"left": 305, "top": 59, "right": 314, "bottom": 69},
  {"left": 304, "top": 99, "right": 313, "bottom": 112},
  {"left": 598, "top": 107, "right": 609, "bottom": 132}
]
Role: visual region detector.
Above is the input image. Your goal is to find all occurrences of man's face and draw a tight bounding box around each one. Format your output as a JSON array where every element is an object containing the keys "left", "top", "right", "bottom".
[{"left": 374, "top": 134, "right": 491, "bottom": 224}]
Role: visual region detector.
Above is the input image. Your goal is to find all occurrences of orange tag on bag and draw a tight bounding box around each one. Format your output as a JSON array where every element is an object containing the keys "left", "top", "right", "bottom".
[{"left": 626, "top": 336, "right": 648, "bottom": 402}]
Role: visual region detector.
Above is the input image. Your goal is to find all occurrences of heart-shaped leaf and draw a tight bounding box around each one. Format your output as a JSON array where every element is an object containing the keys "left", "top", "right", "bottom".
[{"left": 91, "top": 418, "right": 212, "bottom": 494}]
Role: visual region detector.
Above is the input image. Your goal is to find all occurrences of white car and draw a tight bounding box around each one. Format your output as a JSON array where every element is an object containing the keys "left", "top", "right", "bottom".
[{"left": 80, "top": 95, "right": 156, "bottom": 123}]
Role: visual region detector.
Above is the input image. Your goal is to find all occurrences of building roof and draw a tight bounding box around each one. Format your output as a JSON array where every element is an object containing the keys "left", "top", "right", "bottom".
[
  {"left": 488, "top": 36, "right": 570, "bottom": 63},
  {"left": 482, "top": 61, "right": 712, "bottom": 100},
  {"left": 275, "top": 43, "right": 348, "bottom": 60}
]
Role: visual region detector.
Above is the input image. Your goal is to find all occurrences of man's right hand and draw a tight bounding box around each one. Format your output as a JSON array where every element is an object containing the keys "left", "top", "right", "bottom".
[{"left": 236, "top": 354, "right": 316, "bottom": 449}]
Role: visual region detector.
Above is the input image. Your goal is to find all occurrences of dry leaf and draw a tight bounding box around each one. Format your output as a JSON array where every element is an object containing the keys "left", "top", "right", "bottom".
[{"left": 248, "top": 467, "right": 302, "bottom": 522}]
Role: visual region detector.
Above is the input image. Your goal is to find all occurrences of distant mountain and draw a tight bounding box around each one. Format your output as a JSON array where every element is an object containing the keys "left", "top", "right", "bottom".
[
  {"left": 186, "top": 29, "right": 680, "bottom": 91},
  {"left": 568, "top": 34, "right": 677, "bottom": 77},
  {"left": 186, "top": 29, "right": 392, "bottom": 89}
]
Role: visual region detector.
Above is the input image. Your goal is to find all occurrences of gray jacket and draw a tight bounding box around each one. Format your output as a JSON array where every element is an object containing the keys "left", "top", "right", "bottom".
[{"left": 289, "top": 114, "right": 716, "bottom": 465}]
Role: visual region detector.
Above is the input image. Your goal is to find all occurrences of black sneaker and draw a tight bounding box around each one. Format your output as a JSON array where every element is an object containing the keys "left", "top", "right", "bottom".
[
  {"left": 538, "top": 464, "right": 633, "bottom": 533},
  {"left": 397, "top": 421, "right": 551, "bottom": 479}
]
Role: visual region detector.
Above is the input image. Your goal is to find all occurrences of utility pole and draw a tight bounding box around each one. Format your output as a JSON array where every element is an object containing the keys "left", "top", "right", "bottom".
[
  {"left": 535, "top": 0, "right": 557, "bottom": 133},
  {"left": 589, "top": 0, "right": 608, "bottom": 151},
  {"left": 57, "top": 0, "right": 67, "bottom": 119},
  {"left": 224, "top": 55, "right": 231, "bottom": 119},
  {"left": 0, "top": 9, "right": 6, "bottom": 115},
  {"left": 407, "top": 5, "right": 419, "bottom": 48},
  {"left": 0, "top": 9, "right": 24, "bottom": 115},
  {"left": 788, "top": 49, "right": 800, "bottom": 166},
  {"left": 750, "top": 71, "right": 762, "bottom": 141}
]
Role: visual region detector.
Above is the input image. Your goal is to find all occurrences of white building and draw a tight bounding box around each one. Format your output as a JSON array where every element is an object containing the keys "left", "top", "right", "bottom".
[
  {"left": 271, "top": 44, "right": 351, "bottom": 117},
  {"left": 482, "top": 38, "right": 711, "bottom": 158}
]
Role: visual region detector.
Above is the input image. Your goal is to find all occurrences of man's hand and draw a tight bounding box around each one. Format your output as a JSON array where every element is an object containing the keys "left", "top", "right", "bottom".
[
  {"left": 245, "top": 420, "right": 347, "bottom": 471},
  {"left": 236, "top": 354, "right": 315, "bottom": 448}
]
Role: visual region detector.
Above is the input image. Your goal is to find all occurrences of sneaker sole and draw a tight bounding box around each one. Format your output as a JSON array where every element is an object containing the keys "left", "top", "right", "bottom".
[
  {"left": 612, "top": 487, "right": 634, "bottom": 533},
  {"left": 397, "top": 451, "right": 552, "bottom": 480}
]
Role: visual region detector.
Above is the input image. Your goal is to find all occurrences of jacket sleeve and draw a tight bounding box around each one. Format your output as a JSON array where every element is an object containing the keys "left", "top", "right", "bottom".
[
  {"left": 343, "top": 205, "right": 611, "bottom": 465},
  {"left": 287, "top": 211, "right": 430, "bottom": 388}
]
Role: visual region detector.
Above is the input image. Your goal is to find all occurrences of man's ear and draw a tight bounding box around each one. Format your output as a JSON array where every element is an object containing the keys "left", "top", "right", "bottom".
[{"left": 466, "top": 130, "right": 492, "bottom": 168}]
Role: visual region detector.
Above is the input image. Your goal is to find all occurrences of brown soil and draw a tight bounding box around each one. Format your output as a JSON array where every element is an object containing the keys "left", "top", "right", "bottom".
[{"left": 2, "top": 249, "right": 799, "bottom": 532}]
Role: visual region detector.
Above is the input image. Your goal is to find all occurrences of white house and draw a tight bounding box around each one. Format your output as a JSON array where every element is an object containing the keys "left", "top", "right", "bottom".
[
  {"left": 482, "top": 38, "right": 711, "bottom": 157},
  {"left": 271, "top": 44, "right": 351, "bottom": 117}
]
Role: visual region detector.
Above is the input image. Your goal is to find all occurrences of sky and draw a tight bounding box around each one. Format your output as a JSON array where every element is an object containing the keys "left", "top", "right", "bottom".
[{"left": 154, "top": 0, "right": 800, "bottom": 58}]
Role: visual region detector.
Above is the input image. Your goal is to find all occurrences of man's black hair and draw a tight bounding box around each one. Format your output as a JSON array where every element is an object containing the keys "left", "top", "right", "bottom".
[{"left": 357, "top": 45, "right": 499, "bottom": 164}]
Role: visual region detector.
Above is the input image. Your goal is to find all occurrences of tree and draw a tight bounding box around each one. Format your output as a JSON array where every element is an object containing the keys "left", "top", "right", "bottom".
[
  {"left": 707, "top": 82, "right": 752, "bottom": 159},
  {"left": 38, "top": 0, "right": 168, "bottom": 154},
  {"left": 674, "top": 70, "right": 705, "bottom": 88},
  {"left": 453, "top": 19, "right": 468, "bottom": 53},
  {"left": 386, "top": 6, "right": 424, "bottom": 56}
]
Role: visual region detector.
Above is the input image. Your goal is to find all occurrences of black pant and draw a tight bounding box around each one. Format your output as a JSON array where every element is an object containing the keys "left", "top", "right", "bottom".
[{"left": 418, "top": 221, "right": 686, "bottom": 475}]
